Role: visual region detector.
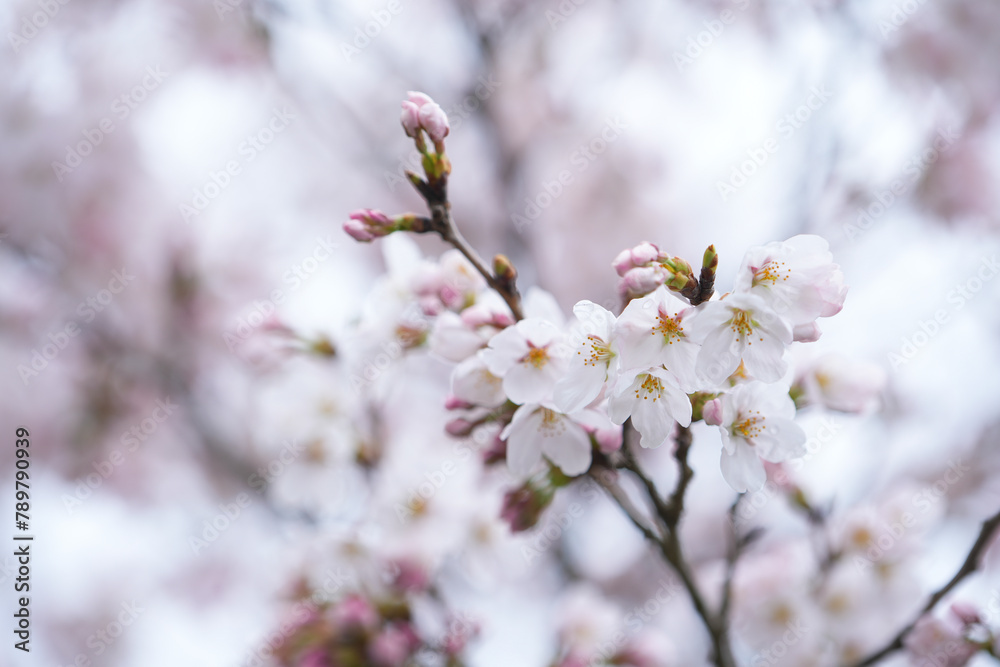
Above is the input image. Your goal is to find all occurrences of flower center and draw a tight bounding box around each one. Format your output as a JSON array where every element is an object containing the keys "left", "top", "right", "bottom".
[
  {"left": 732, "top": 410, "right": 765, "bottom": 440},
  {"left": 652, "top": 311, "right": 684, "bottom": 344},
  {"left": 752, "top": 260, "right": 789, "bottom": 287},
  {"left": 729, "top": 309, "right": 755, "bottom": 338},
  {"left": 635, "top": 374, "right": 664, "bottom": 402},
  {"left": 539, "top": 408, "right": 567, "bottom": 437},
  {"left": 578, "top": 334, "right": 613, "bottom": 367},
  {"left": 522, "top": 343, "right": 550, "bottom": 369}
]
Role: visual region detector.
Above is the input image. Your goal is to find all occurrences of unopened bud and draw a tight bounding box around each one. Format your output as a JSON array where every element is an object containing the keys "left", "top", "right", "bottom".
[
  {"left": 702, "top": 398, "right": 723, "bottom": 426},
  {"left": 444, "top": 395, "right": 473, "bottom": 410},
  {"left": 493, "top": 254, "right": 517, "bottom": 283},
  {"left": 612, "top": 241, "right": 663, "bottom": 276},
  {"left": 445, "top": 418, "right": 476, "bottom": 437}
]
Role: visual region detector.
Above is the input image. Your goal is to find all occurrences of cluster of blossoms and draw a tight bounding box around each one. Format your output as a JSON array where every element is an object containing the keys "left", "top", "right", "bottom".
[
  {"left": 344, "top": 102, "right": 854, "bottom": 499},
  {"left": 273, "top": 554, "right": 478, "bottom": 667},
  {"left": 437, "top": 231, "right": 849, "bottom": 494}
]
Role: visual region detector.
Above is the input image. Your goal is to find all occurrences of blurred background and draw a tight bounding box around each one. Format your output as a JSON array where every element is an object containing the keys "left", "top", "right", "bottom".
[{"left": 2, "top": 0, "right": 1000, "bottom": 665}]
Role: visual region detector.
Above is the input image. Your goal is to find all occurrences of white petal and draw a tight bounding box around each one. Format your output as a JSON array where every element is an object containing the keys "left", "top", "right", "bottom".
[
  {"left": 684, "top": 300, "right": 734, "bottom": 341},
  {"left": 697, "top": 326, "right": 743, "bottom": 386},
  {"left": 541, "top": 421, "right": 593, "bottom": 476},
  {"left": 451, "top": 357, "right": 506, "bottom": 407},
  {"left": 553, "top": 364, "right": 607, "bottom": 413},
  {"left": 431, "top": 313, "right": 485, "bottom": 362},
  {"left": 503, "top": 363, "right": 556, "bottom": 405},
  {"left": 755, "top": 418, "right": 806, "bottom": 463},
  {"left": 516, "top": 317, "right": 563, "bottom": 347},
  {"left": 503, "top": 406, "right": 545, "bottom": 477},
  {"left": 606, "top": 369, "right": 643, "bottom": 424},
  {"left": 630, "top": 391, "right": 675, "bottom": 449},
  {"left": 741, "top": 332, "right": 787, "bottom": 382},
  {"left": 480, "top": 327, "right": 527, "bottom": 375},
  {"left": 523, "top": 288, "right": 566, "bottom": 327},
  {"left": 572, "top": 300, "right": 615, "bottom": 339},
  {"left": 720, "top": 443, "right": 767, "bottom": 493}
]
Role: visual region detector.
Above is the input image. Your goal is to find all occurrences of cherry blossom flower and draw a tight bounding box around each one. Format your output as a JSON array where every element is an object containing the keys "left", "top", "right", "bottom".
[
  {"left": 687, "top": 292, "right": 792, "bottom": 385},
  {"left": 501, "top": 403, "right": 603, "bottom": 477},
  {"left": 904, "top": 615, "right": 977, "bottom": 667},
  {"left": 734, "top": 234, "right": 847, "bottom": 334},
  {"left": 614, "top": 286, "right": 698, "bottom": 388},
  {"left": 553, "top": 300, "right": 620, "bottom": 413},
  {"left": 480, "top": 318, "right": 568, "bottom": 404},
  {"left": 607, "top": 366, "right": 692, "bottom": 448},
  {"left": 704, "top": 381, "right": 805, "bottom": 492}
]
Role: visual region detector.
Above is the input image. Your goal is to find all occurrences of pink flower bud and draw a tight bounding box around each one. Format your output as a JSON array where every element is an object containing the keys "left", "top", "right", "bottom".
[
  {"left": 593, "top": 425, "right": 623, "bottom": 454},
  {"left": 344, "top": 209, "right": 395, "bottom": 243},
  {"left": 703, "top": 398, "right": 723, "bottom": 426},
  {"left": 612, "top": 242, "right": 661, "bottom": 276},
  {"left": 444, "top": 395, "right": 473, "bottom": 410},
  {"left": 406, "top": 91, "right": 434, "bottom": 107},
  {"left": 344, "top": 218, "right": 376, "bottom": 242},
  {"left": 620, "top": 265, "right": 668, "bottom": 298},
  {"left": 417, "top": 101, "right": 450, "bottom": 143},
  {"left": 400, "top": 101, "right": 421, "bottom": 138},
  {"left": 445, "top": 418, "right": 475, "bottom": 437}
]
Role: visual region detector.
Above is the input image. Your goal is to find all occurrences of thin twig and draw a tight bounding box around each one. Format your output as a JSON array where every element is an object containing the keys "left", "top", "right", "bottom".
[
  {"left": 852, "top": 507, "right": 1000, "bottom": 667},
  {"left": 593, "top": 459, "right": 736, "bottom": 667}
]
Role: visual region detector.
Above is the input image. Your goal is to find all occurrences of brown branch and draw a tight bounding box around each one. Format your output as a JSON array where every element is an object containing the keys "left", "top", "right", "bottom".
[
  {"left": 591, "top": 461, "right": 736, "bottom": 667},
  {"left": 663, "top": 425, "right": 695, "bottom": 530},
  {"left": 852, "top": 507, "right": 1000, "bottom": 667}
]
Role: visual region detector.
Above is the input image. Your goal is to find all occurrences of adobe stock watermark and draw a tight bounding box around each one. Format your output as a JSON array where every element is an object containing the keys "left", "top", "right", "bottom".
[
  {"left": 17, "top": 268, "right": 135, "bottom": 385},
  {"left": 223, "top": 236, "right": 338, "bottom": 352},
  {"left": 61, "top": 398, "right": 178, "bottom": 514},
  {"left": 8, "top": 0, "right": 71, "bottom": 53},
  {"left": 673, "top": 0, "right": 751, "bottom": 72},
  {"left": 887, "top": 254, "right": 999, "bottom": 370},
  {"left": 717, "top": 84, "right": 832, "bottom": 202},
  {"left": 747, "top": 619, "right": 809, "bottom": 667},
  {"left": 853, "top": 460, "right": 970, "bottom": 572},
  {"left": 188, "top": 493, "right": 253, "bottom": 556},
  {"left": 546, "top": 0, "right": 589, "bottom": 30},
  {"left": 843, "top": 127, "right": 960, "bottom": 242},
  {"left": 338, "top": 0, "right": 407, "bottom": 62},
  {"left": 511, "top": 116, "right": 629, "bottom": 232},
  {"left": 51, "top": 66, "right": 170, "bottom": 182},
  {"left": 877, "top": 0, "right": 932, "bottom": 38},
  {"left": 383, "top": 75, "right": 502, "bottom": 192},
  {"left": 179, "top": 106, "right": 297, "bottom": 223},
  {"left": 56, "top": 600, "right": 145, "bottom": 667},
  {"left": 247, "top": 439, "right": 307, "bottom": 494}
]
